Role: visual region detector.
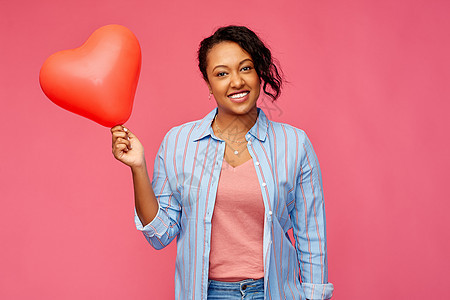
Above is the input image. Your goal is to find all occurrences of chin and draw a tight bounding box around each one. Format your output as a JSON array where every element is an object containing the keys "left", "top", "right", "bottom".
[{"left": 231, "top": 105, "right": 258, "bottom": 116}]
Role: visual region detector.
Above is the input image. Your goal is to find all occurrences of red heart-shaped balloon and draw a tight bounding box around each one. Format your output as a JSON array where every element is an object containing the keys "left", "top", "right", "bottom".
[{"left": 39, "top": 24, "right": 141, "bottom": 127}]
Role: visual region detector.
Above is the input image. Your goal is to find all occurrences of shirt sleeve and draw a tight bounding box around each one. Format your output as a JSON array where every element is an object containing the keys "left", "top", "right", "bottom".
[
  {"left": 292, "top": 132, "right": 334, "bottom": 299},
  {"left": 134, "top": 132, "right": 182, "bottom": 250}
]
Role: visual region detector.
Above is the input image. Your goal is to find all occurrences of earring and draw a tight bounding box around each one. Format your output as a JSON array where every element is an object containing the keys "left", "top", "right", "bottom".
[{"left": 209, "top": 92, "right": 212, "bottom": 100}]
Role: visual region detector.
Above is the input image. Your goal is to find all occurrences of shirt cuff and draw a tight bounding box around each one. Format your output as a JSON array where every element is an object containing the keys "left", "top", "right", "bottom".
[
  {"left": 134, "top": 202, "right": 167, "bottom": 238},
  {"left": 302, "top": 282, "right": 334, "bottom": 299}
]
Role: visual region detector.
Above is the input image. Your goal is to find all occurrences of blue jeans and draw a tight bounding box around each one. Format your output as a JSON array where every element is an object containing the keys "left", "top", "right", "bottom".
[{"left": 207, "top": 278, "right": 264, "bottom": 299}]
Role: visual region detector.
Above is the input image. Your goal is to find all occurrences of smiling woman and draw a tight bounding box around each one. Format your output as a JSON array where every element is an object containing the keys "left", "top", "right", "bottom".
[{"left": 111, "top": 25, "right": 333, "bottom": 300}]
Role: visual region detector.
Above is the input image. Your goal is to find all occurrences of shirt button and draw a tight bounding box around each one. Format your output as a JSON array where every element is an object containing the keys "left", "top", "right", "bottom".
[
  {"left": 255, "top": 161, "right": 260, "bottom": 166},
  {"left": 269, "top": 210, "right": 273, "bottom": 215},
  {"left": 262, "top": 182, "right": 267, "bottom": 187}
]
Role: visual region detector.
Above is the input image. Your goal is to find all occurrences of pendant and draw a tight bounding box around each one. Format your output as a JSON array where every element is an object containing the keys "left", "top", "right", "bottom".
[{"left": 234, "top": 150, "right": 239, "bottom": 155}]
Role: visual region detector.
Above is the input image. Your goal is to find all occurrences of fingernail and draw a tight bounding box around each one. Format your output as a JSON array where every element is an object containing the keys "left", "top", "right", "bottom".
[{"left": 123, "top": 127, "right": 128, "bottom": 132}]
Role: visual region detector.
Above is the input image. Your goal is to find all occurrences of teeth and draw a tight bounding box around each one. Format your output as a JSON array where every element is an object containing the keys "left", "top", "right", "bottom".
[{"left": 229, "top": 92, "right": 249, "bottom": 99}]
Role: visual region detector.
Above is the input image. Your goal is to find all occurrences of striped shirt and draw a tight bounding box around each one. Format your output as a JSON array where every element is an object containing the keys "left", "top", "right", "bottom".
[{"left": 135, "top": 108, "right": 334, "bottom": 299}]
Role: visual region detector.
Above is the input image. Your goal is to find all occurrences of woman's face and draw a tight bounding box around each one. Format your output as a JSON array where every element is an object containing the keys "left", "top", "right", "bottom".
[{"left": 205, "top": 41, "right": 261, "bottom": 117}]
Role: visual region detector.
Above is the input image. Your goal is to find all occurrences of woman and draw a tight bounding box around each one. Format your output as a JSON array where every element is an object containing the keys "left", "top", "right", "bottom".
[{"left": 111, "top": 26, "right": 333, "bottom": 300}]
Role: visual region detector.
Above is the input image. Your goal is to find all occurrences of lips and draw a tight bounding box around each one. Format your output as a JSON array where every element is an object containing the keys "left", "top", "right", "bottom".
[{"left": 227, "top": 90, "right": 250, "bottom": 103}]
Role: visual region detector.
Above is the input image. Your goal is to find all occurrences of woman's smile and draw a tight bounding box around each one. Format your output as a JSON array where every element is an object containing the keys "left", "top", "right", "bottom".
[{"left": 228, "top": 90, "right": 250, "bottom": 102}]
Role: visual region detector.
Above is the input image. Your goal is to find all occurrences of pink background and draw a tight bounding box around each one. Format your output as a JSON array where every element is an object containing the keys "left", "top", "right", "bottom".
[{"left": 1, "top": 0, "right": 449, "bottom": 299}]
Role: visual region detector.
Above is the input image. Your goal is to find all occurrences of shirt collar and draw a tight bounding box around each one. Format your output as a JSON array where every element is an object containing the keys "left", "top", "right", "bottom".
[{"left": 192, "top": 107, "right": 269, "bottom": 142}]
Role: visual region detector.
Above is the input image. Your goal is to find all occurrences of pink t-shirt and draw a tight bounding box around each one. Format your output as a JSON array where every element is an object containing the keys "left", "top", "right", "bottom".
[{"left": 208, "top": 159, "right": 265, "bottom": 281}]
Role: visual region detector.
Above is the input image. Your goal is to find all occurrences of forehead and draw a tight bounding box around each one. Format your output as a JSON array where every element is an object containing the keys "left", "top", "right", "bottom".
[{"left": 206, "top": 41, "right": 252, "bottom": 68}]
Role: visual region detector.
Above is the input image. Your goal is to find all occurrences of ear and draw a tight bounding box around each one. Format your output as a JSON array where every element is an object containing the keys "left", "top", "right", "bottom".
[{"left": 206, "top": 81, "right": 212, "bottom": 94}]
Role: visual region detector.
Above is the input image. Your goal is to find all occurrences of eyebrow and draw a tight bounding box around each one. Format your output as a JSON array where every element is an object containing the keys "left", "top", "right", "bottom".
[{"left": 212, "top": 58, "right": 254, "bottom": 72}]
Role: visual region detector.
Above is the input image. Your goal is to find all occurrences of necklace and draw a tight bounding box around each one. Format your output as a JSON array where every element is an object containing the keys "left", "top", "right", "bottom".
[{"left": 213, "top": 115, "right": 247, "bottom": 155}]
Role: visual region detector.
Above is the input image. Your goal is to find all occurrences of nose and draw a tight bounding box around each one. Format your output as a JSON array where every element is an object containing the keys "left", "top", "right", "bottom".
[{"left": 230, "top": 72, "right": 244, "bottom": 89}]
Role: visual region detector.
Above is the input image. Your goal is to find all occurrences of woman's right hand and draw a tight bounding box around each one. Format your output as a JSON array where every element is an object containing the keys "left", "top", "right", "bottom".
[
  {"left": 111, "top": 125, "right": 158, "bottom": 227},
  {"left": 111, "top": 125, "right": 146, "bottom": 169}
]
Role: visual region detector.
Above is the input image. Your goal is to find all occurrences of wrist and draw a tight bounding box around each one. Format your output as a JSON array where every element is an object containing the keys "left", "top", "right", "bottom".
[{"left": 131, "top": 161, "right": 147, "bottom": 174}]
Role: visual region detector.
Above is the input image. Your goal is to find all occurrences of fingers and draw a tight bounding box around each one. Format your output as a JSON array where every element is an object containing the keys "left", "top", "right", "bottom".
[
  {"left": 111, "top": 125, "right": 132, "bottom": 152},
  {"left": 110, "top": 125, "right": 124, "bottom": 133},
  {"left": 111, "top": 126, "right": 130, "bottom": 139},
  {"left": 112, "top": 142, "right": 129, "bottom": 159},
  {"left": 117, "top": 136, "right": 132, "bottom": 149},
  {"left": 111, "top": 125, "right": 131, "bottom": 135},
  {"left": 113, "top": 142, "right": 128, "bottom": 152},
  {"left": 110, "top": 126, "right": 145, "bottom": 167},
  {"left": 112, "top": 130, "right": 129, "bottom": 143},
  {"left": 122, "top": 127, "right": 138, "bottom": 140}
]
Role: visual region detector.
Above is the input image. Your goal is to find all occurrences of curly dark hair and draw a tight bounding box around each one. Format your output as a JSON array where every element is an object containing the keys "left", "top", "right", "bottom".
[{"left": 198, "top": 25, "right": 283, "bottom": 101}]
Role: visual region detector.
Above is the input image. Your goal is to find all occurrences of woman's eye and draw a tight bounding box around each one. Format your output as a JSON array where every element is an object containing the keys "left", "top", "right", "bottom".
[
  {"left": 241, "top": 66, "right": 252, "bottom": 71},
  {"left": 217, "top": 72, "right": 227, "bottom": 77}
]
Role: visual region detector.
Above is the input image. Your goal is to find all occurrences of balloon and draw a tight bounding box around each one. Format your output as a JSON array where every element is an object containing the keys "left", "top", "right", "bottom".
[{"left": 39, "top": 24, "right": 141, "bottom": 127}]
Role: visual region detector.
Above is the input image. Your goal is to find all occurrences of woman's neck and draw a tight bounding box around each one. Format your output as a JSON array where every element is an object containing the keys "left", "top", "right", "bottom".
[{"left": 212, "top": 108, "right": 258, "bottom": 139}]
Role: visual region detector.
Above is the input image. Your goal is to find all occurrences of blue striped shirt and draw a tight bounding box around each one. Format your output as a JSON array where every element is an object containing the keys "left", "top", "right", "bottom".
[{"left": 135, "top": 108, "right": 334, "bottom": 299}]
